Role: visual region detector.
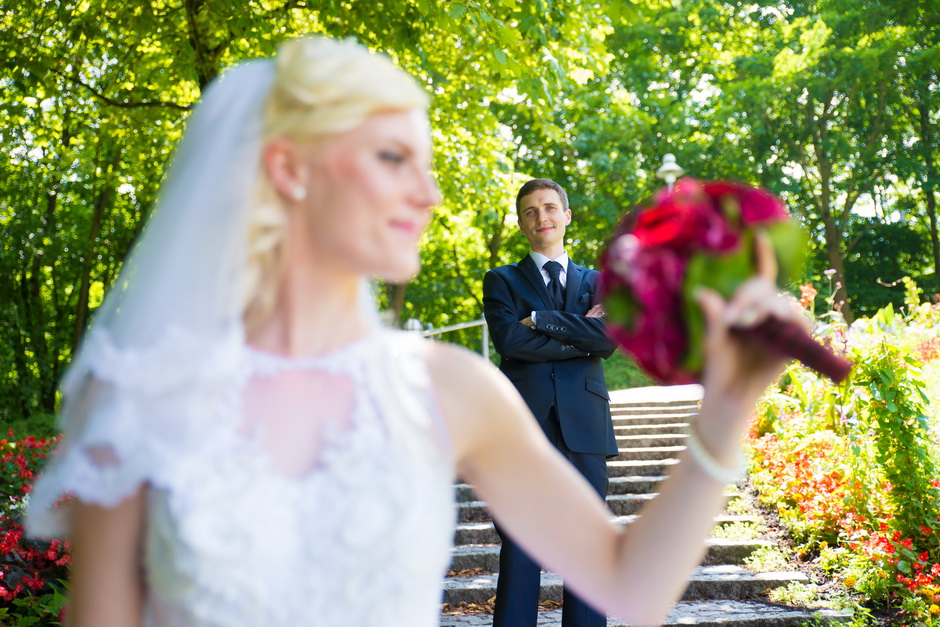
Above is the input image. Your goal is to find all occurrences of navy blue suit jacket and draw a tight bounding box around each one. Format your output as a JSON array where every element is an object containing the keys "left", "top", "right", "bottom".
[{"left": 483, "top": 255, "right": 618, "bottom": 456}]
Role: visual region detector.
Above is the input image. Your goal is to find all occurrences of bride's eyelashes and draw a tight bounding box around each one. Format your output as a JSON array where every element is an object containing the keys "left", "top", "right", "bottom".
[{"left": 378, "top": 149, "right": 406, "bottom": 165}]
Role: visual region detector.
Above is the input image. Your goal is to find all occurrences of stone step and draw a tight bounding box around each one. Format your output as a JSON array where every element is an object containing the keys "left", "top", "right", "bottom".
[
  {"left": 440, "top": 600, "right": 852, "bottom": 626},
  {"left": 610, "top": 400, "right": 700, "bottom": 414},
  {"left": 606, "top": 458, "right": 679, "bottom": 477},
  {"left": 454, "top": 515, "right": 761, "bottom": 546},
  {"left": 442, "top": 566, "right": 808, "bottom": 606},
  {"left": 615, "top": 433, "right": 687, "bottom": 448},
  {"left": 455, "top": 494, "right": 643, "bottom": 522},
  {"left": 607, "top": 475, "right": 667, "bottom": 494},
  {"left": 455, "top": 475, "right": 669, "bottom": 503},
  {"left": 448, "top": 538, "right": 773, "bottom": 571},
  {"left": 614, "top": 422, "right": 689, "bottom": 434},
  {"left": 611, "top": 414, "right": 695, "bottom": 426},
  {"left": 457, "top": 492, "right": 739, "bottom": 523},
  {"left": 611, "top": 445, "right": 685, "bottom": 462}
]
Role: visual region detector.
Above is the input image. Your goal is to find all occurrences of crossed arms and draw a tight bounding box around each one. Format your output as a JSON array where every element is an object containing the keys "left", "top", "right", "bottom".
[{"left": 482, "top": 269, "right": 616, "bottom": 362}]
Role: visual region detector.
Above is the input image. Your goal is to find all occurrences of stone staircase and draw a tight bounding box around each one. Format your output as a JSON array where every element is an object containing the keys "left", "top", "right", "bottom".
[{"left": 441, "top": 386, "right": 850, "bottom": 626}]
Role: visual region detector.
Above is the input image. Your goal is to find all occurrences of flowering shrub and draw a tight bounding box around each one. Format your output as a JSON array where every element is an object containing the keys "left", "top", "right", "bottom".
[
  {"left": 0, "top": 433, "right": 69, "bottom": 625},
  {"left": 799, "top": 283, "right": 819, "bottom": 312},
  {"left": 748, "top": 288, "right": 940, "bottom": 625},
  {"left": 915, "top": 337, "right": 940, "bottom": 363}
]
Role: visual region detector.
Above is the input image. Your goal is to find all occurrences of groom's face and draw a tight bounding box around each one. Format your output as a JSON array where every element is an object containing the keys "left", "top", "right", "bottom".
[{"left": 517, "top": 188, "right": 572, "bottom": 254}]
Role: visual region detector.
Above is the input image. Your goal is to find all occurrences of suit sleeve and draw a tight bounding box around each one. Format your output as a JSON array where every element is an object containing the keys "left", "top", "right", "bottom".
[
  {"left": 483, "top": 270, "right": 589, "bottom": 362},
  {"left": 532, "top": 310, "right": 617, "bottom": 358}
]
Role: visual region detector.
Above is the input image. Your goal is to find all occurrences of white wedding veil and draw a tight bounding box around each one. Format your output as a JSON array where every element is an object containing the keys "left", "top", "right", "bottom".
[
  {"left": 27, "top": 37, "right": 430, "bottom": 537},
  {"left": 73, "top": 58, "right": 275, "bottom": 390},
  {"left": 27, "top": 59, "right": 278, "bottom": 536}
]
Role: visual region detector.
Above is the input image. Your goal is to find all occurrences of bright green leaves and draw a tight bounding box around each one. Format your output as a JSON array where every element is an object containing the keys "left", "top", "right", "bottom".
[
  {"left": 773, "top": 17, "right": 833, "bottom": 78},
  {"left": 447, "top": 3, "right": 467, "bottom": 20}
]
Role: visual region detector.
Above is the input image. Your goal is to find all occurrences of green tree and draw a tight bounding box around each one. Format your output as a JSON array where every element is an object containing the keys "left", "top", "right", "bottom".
[{"left": 0, "top": 0, "right": 622, "bottom": 421}]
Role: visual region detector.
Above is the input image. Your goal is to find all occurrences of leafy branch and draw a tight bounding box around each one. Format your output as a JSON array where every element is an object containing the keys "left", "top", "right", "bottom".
[{"left": 52, "top": 68, "right": 192, "bottom": 112}]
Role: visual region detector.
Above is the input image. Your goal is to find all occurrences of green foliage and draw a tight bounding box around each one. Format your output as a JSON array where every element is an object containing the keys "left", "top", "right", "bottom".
[
  {"left": 3, "top": 0, "right": 940, "bottom": 426},
  {"left": 748, "top": 298, "right": 940, "bottom": 624},
  {"left": 851, "top": 340, "right": 940, "bottom": 540},
  {"left": 744, "top": 545, "right": 793, "bottom": 573},
  {"left": 768, "top": 582, "right": 821, "bottom": 607},
  {"left": 0, "top": 0, "right": 625, "bottom": 422},
  {"left": 844, "top": 221, "right": 933, "bottom": 317},
  {"left": 602, "top": 350, "right": 654, "bottom": 391}
]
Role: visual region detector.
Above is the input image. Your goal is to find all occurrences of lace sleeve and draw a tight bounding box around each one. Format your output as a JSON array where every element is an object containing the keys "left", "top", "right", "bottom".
[
  {"left": 26, "top": 329, "right": 244, "bottom": 539},
  {"left": 26, "top": 377, "right": 151, "bottom": 538}
]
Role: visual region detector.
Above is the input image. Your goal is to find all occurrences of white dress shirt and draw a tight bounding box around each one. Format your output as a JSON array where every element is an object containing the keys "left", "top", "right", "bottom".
[{"left": 529, "top": 251, "right": 569, "bottom": 323}]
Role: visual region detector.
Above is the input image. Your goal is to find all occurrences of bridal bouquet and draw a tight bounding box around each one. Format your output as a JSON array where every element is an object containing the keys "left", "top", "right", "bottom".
[{"left": 599, "top": 178, "right": 851, "bottom": 385}]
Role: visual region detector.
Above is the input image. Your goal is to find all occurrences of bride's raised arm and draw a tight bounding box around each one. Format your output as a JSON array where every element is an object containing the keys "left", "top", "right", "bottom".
[{"left": 429, "top": 234, "right": 802, "bottom": 625}]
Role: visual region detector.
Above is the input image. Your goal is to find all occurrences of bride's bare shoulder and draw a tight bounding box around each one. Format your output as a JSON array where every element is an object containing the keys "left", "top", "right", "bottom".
[
  {"left": 421, "top": 340, "right": 528, "bottom": 430},
  {"left": 422, "top": 340, "right": 501, "bottom": 395}
]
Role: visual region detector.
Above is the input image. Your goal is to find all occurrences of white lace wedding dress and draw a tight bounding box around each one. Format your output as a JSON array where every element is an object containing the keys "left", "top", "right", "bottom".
[{"left": 28, "top": 328, "right": 456, "bottom": 627}]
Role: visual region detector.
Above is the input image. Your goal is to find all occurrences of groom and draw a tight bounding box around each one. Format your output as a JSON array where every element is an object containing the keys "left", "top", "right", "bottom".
[{"left": 482, "top": 178, "right": 617, "bottom": 627}]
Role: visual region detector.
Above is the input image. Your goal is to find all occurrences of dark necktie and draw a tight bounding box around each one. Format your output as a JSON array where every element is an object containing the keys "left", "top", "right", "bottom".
[{"left": 543, "top": 260, "right": 565, "bottom": 310}]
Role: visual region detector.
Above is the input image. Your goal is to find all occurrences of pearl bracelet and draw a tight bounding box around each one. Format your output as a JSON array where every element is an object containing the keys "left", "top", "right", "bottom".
[{"left": 684, "top": 422, "right": 745, "bottom": 484}]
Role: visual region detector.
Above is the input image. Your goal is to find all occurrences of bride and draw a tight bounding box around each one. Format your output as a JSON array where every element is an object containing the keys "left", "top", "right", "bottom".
[{"left": 28, "top": 36, "right": 805, "bottom": 626}]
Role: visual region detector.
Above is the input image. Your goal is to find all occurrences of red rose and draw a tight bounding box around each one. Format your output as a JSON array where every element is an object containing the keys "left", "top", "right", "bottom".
[
  {"left": 600, "top": 178, "right": 850, "bottom": 384},
  {"left": 634, "top": 179, "right": 738, "bottom": 253},
  {"left": 703, "top": 181, "right": 788, "bottom": 225}
]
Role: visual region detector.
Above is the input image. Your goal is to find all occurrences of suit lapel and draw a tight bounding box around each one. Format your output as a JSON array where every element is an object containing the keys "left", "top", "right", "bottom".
[
  {"left": 564, "top": 260, "right": 583, "bottom": 312},
  {"left": 519, "top": 255, "right": 555, "bottom": 310}
]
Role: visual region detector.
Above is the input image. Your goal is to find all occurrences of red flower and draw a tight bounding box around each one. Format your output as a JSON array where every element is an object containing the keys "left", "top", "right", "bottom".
[
  {"left": 600, "top": 178, "right": 849, "bottom": 384},
  {"left": 632, "top": 179, "right": 738, "bottom": 253},
  {"left": 702, "top": 181, "right": 789, "bottom": 225},
  {"left": 21, "top": 575, "right": 44, "bottom": 591}
]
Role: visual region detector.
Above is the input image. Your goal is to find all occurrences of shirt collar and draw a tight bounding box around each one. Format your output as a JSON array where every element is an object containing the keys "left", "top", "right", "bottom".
[{"left": 529, "top": 250, "right": 568, "bottom": 272}]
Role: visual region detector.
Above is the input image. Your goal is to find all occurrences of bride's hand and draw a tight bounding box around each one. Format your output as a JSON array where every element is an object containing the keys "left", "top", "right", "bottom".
[{"left": 694, "top": 232, "right": 811, "bottom": 409}]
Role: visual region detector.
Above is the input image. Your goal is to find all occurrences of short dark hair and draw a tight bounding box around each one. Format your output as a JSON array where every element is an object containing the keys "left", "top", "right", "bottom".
[{"left": 515, "top": 178, "right": 569, "bottom": 215}]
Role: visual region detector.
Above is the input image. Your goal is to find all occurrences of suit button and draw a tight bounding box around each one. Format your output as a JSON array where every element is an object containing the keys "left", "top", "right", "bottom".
[{"left": 551, "top": 373, "right": 555, "bottom": 380}]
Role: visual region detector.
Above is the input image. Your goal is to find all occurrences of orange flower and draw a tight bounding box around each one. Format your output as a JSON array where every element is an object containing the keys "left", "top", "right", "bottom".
[{"left": 799, "top": 283, "right": 818, "bottom": 309}]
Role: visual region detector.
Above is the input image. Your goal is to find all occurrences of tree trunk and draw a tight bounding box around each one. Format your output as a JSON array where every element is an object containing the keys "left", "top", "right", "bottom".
[
  {"left": 21, "top": 262, "right": 57, "bottom": 415},
  {"left": 386, "top": 282, "right": 409, "bottom": 327},
  {"left": 812, "top": 110, "right": 854, "bottom": 323},
  {"left": 822, "top": 211, "right": 852, "bottom": 322},
  {"left": 73, "top": 147, "right": 121, "bottom": 349},
  {"left": 9, "top": 278, "right": 33, "bottom": 421},
  {"left": 917, "top": 75, "right": 940, "bottom": 295},
  {"left": 486, "top": 219, "right": 505, "bottom": 269}
]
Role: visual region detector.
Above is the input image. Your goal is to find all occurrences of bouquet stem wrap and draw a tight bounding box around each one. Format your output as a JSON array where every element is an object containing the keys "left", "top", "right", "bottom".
[
  {"left": 736, "top": 318, "right": 851, "bottom": 383},
  {"left": 599, "top": 179, "right": 852, "bottom": 385}
]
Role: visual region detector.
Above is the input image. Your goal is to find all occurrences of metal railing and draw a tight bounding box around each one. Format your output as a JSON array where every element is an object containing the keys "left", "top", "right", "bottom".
[{"left": 404, "top": 317, "right": 489, "bottom": 360}]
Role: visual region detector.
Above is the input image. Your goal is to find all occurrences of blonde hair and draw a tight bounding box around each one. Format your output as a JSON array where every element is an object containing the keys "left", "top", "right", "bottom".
[{"left": 243, "top": 36, "right": 430, "bottom": 332}]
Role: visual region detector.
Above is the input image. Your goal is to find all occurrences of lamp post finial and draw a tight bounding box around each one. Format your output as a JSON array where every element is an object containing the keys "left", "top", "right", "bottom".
[{"left": 656, "top": 153, "right": 685, "bottom": 192}]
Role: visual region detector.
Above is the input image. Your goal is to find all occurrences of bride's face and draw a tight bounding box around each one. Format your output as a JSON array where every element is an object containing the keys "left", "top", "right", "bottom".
[{"left": 297, "top": 108, "right": 440, "bottom": 283}]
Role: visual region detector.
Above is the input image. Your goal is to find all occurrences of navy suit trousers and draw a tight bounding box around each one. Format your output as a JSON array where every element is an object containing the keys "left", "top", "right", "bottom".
[{"left": 493, "top": 407, "right": 609, "bottom": 627}]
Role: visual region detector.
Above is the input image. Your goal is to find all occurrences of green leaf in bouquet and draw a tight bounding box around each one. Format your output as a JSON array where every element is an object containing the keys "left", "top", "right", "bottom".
[
  {"left": 680, "top": 220, "right": 809, "bottom": 375},
  {"left": 681, "top": 231, "right": 756, "bottom": 375},
  {"left": 764, "top": 219, "right": 809, "bottom": 286},
  {"left": 604, "top": 288, "right": 641, "bottom": 330}
]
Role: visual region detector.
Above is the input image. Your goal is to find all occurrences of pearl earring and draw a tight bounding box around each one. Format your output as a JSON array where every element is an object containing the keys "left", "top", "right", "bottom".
[{"left": 290, "top": 185, "right": 307, "bottom": 201}]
